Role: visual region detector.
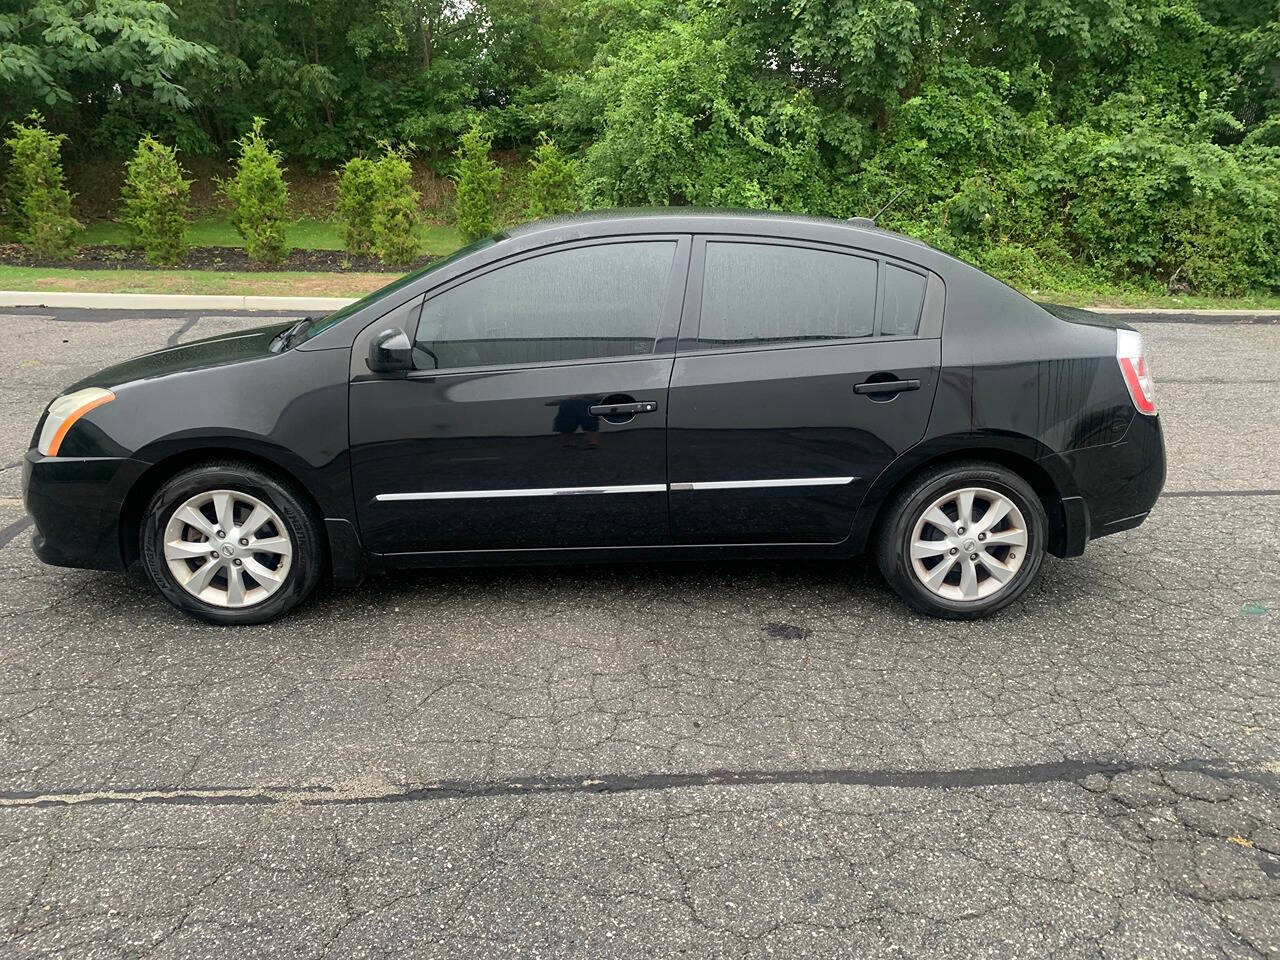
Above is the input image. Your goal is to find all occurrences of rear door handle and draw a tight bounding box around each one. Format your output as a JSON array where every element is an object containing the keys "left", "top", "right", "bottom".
[
  {"left": 588, "top": 401, "right": 659, "bottom": 416},
  {"left": 854, "top": 379, "right": 920, "bottom": 396}
]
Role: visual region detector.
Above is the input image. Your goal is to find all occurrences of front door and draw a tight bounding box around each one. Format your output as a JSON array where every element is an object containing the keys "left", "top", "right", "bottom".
[
  {"left": 667, "top": 238, "right": 942, "bottom": 544},
  {"left": 350, "top": 237, "right": 689, "bottom": 554}
]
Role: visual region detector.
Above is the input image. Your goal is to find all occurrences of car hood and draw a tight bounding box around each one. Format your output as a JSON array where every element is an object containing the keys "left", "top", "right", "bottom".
[{"left": 67, "top": 321, "right": 296, "bottom": 392}]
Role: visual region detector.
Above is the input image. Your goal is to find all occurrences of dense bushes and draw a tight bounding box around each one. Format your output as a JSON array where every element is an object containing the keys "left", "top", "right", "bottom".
[
  {"left": 4, "top": 114, "right": 79, "bottom": 258},
  {"left": 120, "top": 136, "right": 192, "bottom": 265},
  {"left": 219, "top": 118, "right": 289, "bottom": 264},
  {"left": 567, "top": 12, "right": 829, "bottom": 213},
  {"left": 1050, "top": 132, "right": 1280, "bottom": 294},
  {"left": 848, "top": 88, "right": 1280, "bottom": 296}
]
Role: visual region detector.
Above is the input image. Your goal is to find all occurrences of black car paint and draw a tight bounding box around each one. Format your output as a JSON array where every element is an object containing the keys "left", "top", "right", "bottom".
[{"left": 22, "top": 210, "right": 1165, "bottom": 580}]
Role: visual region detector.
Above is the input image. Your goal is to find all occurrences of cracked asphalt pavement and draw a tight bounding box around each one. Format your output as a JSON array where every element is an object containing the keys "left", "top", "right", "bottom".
[{"left": 0, "top": 307, "right": 1276, "bottom": 958}]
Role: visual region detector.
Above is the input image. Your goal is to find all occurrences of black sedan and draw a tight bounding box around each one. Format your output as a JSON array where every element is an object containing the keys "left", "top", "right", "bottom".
[{"left": 23, "top": 211, "right": 1166, "bottom": 624}]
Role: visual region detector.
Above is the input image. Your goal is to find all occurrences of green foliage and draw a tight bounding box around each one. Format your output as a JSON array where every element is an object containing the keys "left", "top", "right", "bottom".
[
  {"left": 337, "top": 155, "right": 379, "bottom": 254},
  {"left": 524, "top": 133, "right": 578, "bottom": 219},
  {"left": 370, "top": 143, "right": 422, "bottom": 266},
  {"left": 341, "top": 144, "right": 424, "bottom": 264},
  {"left": 4, "top": 0, "right": 1280, "bottom": 294},
  {"left": 453, "top": 120, "right": 502, "bottom": 241},
  {"left": 219, "top": 118, "right": 289, "bottom": 265},
  {"left": 565, "top": 10, "right": 829, "bottom": 212},
  {"left": 119, "top": 135, "right": 192, "bottom": 265},
  {"left": 0, "top": 0, "right": 210, "bottom": 124},
  {"left": 3, "top": 113, "right": 79, "bottom": 258}
]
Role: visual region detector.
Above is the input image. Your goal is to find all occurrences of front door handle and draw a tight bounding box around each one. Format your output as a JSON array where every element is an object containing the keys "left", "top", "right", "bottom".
[
  {"left": 588, "top": 400, "right": 659, "bottom": 417},
  {"left": 854, "top": 379, "right": 920, "bottom": 396}
]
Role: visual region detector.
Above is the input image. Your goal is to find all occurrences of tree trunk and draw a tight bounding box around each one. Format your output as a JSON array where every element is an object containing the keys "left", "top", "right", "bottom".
[{"left": 420, "top": 17, "right": 433, "bottom": 70}]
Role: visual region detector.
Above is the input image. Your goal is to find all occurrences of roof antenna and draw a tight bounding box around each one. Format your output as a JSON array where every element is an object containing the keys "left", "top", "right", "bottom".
[{"left": 848, "top": 187, "right": 907, "bottom": 228}]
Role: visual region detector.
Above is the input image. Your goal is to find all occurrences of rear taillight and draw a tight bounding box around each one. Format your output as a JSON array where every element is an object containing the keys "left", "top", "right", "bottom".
[{"left": 1116, "top": 329, "right": 1156, "bottom": 415}]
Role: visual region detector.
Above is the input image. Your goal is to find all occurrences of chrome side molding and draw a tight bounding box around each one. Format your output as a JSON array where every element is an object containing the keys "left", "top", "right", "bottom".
[
  {"left": 668, "top": 477, "right": 855, "bottom": 492},
  {"left": 375, "top": 483, "right": 667, "bottom": 502},
  {"left": 376, "top": 477, "right": 856, "bottom": 502}
]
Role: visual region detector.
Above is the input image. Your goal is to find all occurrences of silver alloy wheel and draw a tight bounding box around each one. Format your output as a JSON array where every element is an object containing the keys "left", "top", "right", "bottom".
[
  {"left": 908, "top": 486, "right": 1028, "bottom": 602},
  {"left": 162, "top": 489, "right": 293, "bottom": 608}
]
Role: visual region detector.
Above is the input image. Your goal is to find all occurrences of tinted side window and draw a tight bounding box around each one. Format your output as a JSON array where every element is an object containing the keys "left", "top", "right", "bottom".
[
  {"left": 414, "top": 241, "right": 677, "bottom": 370},
  {"left": 881, "top": 264, "right": 927, "bottom": 337},
  {"left": 696, "top": 242, "right": 877, "bottom": 348}
]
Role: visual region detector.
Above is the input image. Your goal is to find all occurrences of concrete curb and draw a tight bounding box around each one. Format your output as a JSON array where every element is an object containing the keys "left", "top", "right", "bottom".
[
  {"left": 1086, "top": 307, "right": 1280, "bottom": 316},
  {"left": 0, "top": 291, "right": 357, "bottom": 311},
  {"left": 2, "top": 289, "right": 1279, "bottom": 317}
]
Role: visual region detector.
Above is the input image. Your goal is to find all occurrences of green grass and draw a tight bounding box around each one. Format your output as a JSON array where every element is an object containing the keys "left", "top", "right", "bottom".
[
  {"left": 1015, "top": 284, "right": 1280, "bottom": 311},
  {"left": 0, "top": 264, "right": 389, "bottom": 297},
  {"left": 79, "top": 216, "right": 463, "bottom": 256}
]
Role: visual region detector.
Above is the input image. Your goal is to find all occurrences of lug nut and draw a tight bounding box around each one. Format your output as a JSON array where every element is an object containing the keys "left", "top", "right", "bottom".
[
  {"left": 215, "top": 529, "right": 225, "bottom": 539},
  {"left": 949, "top": 547, "right": 958, "bottom": 555},
  {"left": 209, "top": 551, "right": 218, "bottom": 559},
  {"left": 977, "top": 533, "right": 986, "bottom": 541},
  {"left": 233, "top": 558, "right": 243, "bottom": 566},
  {"left": 969, "top": 553, "right": 978, "bottom": 561},
  {"left": 239, "top": 538, "right": 249, "bottom": 546},
  {"left": 957, "top": 526, "right": 965, "bottom": 535}
]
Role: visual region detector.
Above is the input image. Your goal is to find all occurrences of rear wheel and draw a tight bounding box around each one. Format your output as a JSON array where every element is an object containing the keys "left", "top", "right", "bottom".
[
  {"left": 876, "top": 461, "right": 1047, "bottom": 619},
  {"left": 140, "top": 461, "right": 324, "bottom": 624}
]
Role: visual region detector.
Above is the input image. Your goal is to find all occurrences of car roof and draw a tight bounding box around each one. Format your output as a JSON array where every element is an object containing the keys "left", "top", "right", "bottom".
[{"left": 501, "top": 208, "right": 936, "bottom": 253}]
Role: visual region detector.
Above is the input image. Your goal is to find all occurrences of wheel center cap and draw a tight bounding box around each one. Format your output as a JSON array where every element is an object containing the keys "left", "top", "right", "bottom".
[
  {"left": 962, "top": 540, "right": 975, "bottom": 552},
  {"left": 220, "top": 544, "right": 235, "bottom": 558}
]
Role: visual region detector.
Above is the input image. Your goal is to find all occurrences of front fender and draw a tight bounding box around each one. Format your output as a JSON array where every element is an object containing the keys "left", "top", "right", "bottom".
[{"left": 62, "top": 346, "right": 356, "bottom": 521}]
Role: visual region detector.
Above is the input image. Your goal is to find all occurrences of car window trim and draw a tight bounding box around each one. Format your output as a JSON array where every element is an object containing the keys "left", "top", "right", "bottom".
[
  {"left": 678, "top": 235, "right": 940, "bottom": 356},
  {"left": 384, "top": 350, "right": 680, "bottom": 383},
  {"left": 383, "top": 234, "right": 692, "bottom": 378},
  {"left": 919, "top": 271, "right": 946, "bottom": 339},
  {"left": 875, "top": 260, "right": 929, "bottom": 338}
]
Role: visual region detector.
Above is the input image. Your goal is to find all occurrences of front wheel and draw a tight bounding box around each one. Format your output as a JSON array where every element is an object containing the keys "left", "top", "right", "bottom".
[
  {"left": 876, "top": 462, "right": 1047, "bottom": 619},
  {"left": 140, "top": 461, "right": 324, "bottom": 625}
]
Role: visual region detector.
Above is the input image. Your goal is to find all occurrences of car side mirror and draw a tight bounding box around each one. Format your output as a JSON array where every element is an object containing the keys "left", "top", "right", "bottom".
[{"left": 367, "top": 328, "right": 413, "bottom": 373}]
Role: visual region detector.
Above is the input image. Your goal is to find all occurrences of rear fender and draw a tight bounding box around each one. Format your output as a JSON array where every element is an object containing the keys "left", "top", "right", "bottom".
[{"left": 847, "top": 432, "right": 1083, "bottom": 558}]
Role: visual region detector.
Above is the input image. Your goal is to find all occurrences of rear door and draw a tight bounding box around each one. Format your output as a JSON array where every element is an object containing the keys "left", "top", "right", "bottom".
[
  {"left": 350, "top": 236, "right": 689, "bottom": 554},
  {"left": 667, "top": 237, "right": 943, "bottom": 544}
]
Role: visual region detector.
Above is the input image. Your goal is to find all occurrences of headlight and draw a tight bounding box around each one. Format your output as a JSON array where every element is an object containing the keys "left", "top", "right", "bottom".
[{"left": 37, "top": 388, "right": 115, "bottom": 457}]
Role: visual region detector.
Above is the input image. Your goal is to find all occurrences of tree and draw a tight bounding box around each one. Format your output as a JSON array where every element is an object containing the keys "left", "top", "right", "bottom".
[
  {"left": 219, "top": 117, "right": 289, "bottom": 265},
  {"left": 371, "top": 143, "right": 422, "bottom": 265},
  {"left": 119, "top": 135, "right": 192, "bottom": 265},
  {"left": 3, "top": 0, "right": 1279, "bottom": 294},
  {"left": 565, "top": 10, "right": 829, "bottom": 212},
  {"left": 524, "top": 133, "right": 578, "bottom": 219},
  {"left": 337, "top": 155, "right": 379, "bottom": 254},
  {"left": 0, "top": 1, "right": 209, "bottom": 124},
  {"left": 452, "top": 119, "right": 501, "bottom": 241},
  {"left": 4, "top": 113, "right": 79, "bottom": 258}
]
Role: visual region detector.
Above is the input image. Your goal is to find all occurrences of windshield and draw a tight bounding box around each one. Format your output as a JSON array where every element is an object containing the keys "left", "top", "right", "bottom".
[{"left": 296, "top": 234, "right": 503, "bottom": 345}]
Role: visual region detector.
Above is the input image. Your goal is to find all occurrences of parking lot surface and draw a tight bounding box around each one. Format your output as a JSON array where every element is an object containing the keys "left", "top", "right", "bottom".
[{"left": 0, "top": 307, "right": 1276, "bottom": 959}]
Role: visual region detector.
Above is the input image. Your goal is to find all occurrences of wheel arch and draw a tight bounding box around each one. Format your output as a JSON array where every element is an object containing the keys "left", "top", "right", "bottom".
[
  {"left": 850, "top": 436, "right": 1081, "bottom": 560},
  {"left": 118, "top": 445, "right": 333, "bottom": 572}
]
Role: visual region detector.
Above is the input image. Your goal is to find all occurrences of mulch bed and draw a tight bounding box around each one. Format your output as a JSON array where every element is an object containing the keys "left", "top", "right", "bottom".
[{"left": 0, "top": 243, "right": 438, "bottom": 273}]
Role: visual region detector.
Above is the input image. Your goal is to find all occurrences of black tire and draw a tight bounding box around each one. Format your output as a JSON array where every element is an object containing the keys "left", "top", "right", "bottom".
[
  {"left": 140, "top": 460, "right": 325, "bottom": 625},
  {"left": 875, "top": 461, "right": 1047, "bottom": 620}
]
